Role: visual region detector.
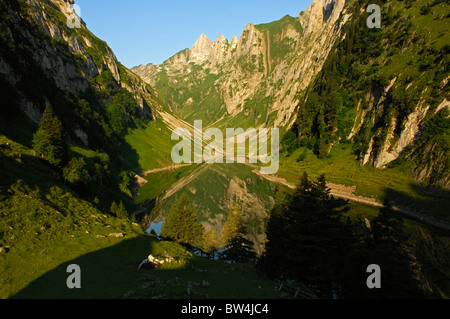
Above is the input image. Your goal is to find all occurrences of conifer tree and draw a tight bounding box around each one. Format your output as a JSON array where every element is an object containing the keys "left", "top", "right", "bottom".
[
  {"left": 201, "top": 228, "right": 221, "bottom": 258},
  {"left": 161, "top": 193, "right": 204, "bottom": 246},
  {"left": 257, "top": 187, "right": 290, "bottom": 276},
  {"left": 259, "top": 172, "right": 353, "bottom": 297},
  {"left": 32, "top": 105, "right": 67, "bottom": 167},
  {"left": 361, "top": 200, "right": 424, "bottom": 298},
  {"left": 219, "top": 229, "right": 256, "bottom": 264},
  {"left": 110, "top": 201, "right": 118, "bottom": 217},
  {"left": 220, "top": 202, "right": 244, "bottom": 247},
  {"left": 219, "top": 202, "right": 256, "bottom": 264},
  {"left": 116, "top": 200, "right": 128, "bottom": 220}
]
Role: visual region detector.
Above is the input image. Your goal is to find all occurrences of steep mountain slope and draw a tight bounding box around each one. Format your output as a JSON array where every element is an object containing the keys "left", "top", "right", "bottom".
[
  {"left": 132, "top": 0, "right": 349, "bottom": 129},
  {"left": 288, "top": 0, "right": 449, "bottom": 189},
  {"left": 0, "top": 0, "right": 165, "bottom": 150}
]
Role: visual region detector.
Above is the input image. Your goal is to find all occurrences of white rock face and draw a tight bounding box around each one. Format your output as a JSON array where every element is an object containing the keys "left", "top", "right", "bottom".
[
  {"left": 190, "top": 33, "right": 213, "bottom": 64},
  {"left": 21, "top": 0, "right": 121, "bottom": 93},
  {"left": 374, "top": 104, "right": 430, "bottom": 168},
  {"left": 74, "top": 128, "right": 89, "bottom": 146},
  {"left": 328, "top": 0, "right": 346, "bottom": 24},
  {"left": 211, "top": 34, "right": 229, "bottom": 65},
  {"left": 303, "top": 0, "right": 324, "bottom": 36}
]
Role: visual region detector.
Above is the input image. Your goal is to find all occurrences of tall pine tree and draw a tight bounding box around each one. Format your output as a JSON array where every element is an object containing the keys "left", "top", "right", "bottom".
[
  {"left": 221, "top": 202, "right": 244, "bottom": 247},
  {"left": 219, "top": 229, "right": 256, "bottom": 264},
  {"left": 257, "top": 187, "right": 291, "bottom": 277},
  {"left": 116, "top": 200, "right": 128, "bottom": 220},
  {"left": 161, "top": 193, "right": 204, "bottom": 246},
  {"left": 32, "top": 105, "right": 67, "bottom": 167},
  {"left": 201, "top": 228, "right": 221, "bottom": 258},
  {"left": 259, "top": 173, "right": 354, "bottom": 297}
]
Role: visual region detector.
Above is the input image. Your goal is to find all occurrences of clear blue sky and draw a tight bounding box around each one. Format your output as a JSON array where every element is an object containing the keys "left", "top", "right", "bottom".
[{"left": 75, "top": 0, "right": 311, "bottom": 68}]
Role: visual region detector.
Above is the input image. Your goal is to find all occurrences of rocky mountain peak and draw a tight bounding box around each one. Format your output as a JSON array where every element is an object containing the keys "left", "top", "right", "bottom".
[
  {"left": 190, "top": 33, "right": 213, "bottom": 64},
  {"left": 216, "top": 34, "right": 227, "bottom": 42},
  {"left": 304, "top": 0, "right": 324, "bottom": 36},
  {"left": 230, "top": 35, "right": 239, "bottom": 50},
  {"left": 132, "top": 0, "right": 350, "bottom": 128},
  {"left": 244, "top": 23, "right": 256, "bottom": 31},
  {"left": 211, "top": 34, "right": 230, "bottom": 65},
  {"left": 301, "top": 0, "right": 346, "bottom": 36}
]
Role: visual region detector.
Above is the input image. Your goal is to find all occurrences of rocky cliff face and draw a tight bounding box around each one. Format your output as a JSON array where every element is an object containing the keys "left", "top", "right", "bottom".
[
  {"left": 132, "top": 0, "right": 350, "bottom": 128},
  {"left": 0, "top": 0, "right": 163, "bottom": 146}
]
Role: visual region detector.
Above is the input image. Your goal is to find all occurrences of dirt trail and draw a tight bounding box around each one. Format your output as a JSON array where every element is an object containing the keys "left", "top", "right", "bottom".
[{"left": 141, "top": 164, "right": 192, "bottom": 177}]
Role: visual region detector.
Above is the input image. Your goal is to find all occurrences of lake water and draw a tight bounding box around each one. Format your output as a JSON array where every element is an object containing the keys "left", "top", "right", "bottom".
[
  {"left": 147, "top": 220, "right": 163, "bottom": 235},
  {"left": 140, "top": 163, "right": 278, "bottom": 255}
]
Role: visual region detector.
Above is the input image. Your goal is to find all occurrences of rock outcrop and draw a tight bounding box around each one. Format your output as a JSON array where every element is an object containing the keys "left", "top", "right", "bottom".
[
  {"left": 190, "top": 33, "right": 213, "bottom": 64},
  {"left": 303, "top": 0, "right": 324, "bottom": 36}
]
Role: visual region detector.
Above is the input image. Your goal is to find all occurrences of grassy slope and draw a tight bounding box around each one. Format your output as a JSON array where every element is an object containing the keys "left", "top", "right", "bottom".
[
  {"left": 0, "top": 134, "right": 140, "bottom": 298},
  {"left": 256, "top": 14, "right": 303, "bottom": 63},
  {"left": 153, "top": 65, "right": 224, "bottom": 127},
  {"left": 0, "top": 135, "right": 278, "bottom": 299},
  {"left": 123, "top": 254, "right": 279, "bottom": 299},
  {"left": 8, "top": 229, "right": 278, "bottom": 299},
  {"left": 0, "top": 0, "right": 279, "bottom": 300}
]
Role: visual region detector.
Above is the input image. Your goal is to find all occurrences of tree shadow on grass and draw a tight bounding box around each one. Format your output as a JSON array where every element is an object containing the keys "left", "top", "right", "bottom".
[
  {"left": 9, "top": 233, "right": 279, "bottom": 300},
  {"left": 0, "top": 108, "right": 38, "bottom": 149},
  {"left": 117, "top": 135, "right": 142, "bottom": 174},
  {"left": 10, "top": 236, "right": 164, "bottom": 299},
  {"left": 0, "top": 151, "right": 61, "bottom": 194}
]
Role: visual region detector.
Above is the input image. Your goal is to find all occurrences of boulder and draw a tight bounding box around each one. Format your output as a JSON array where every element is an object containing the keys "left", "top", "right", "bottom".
[{"left": 108, "top": 233, "right": 124, "bottom": 238}]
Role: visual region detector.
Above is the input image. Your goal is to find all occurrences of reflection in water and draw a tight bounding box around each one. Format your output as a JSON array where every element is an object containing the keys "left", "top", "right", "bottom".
[{"left": 141, "top": 163, "right": 277, "bottom": 255}]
